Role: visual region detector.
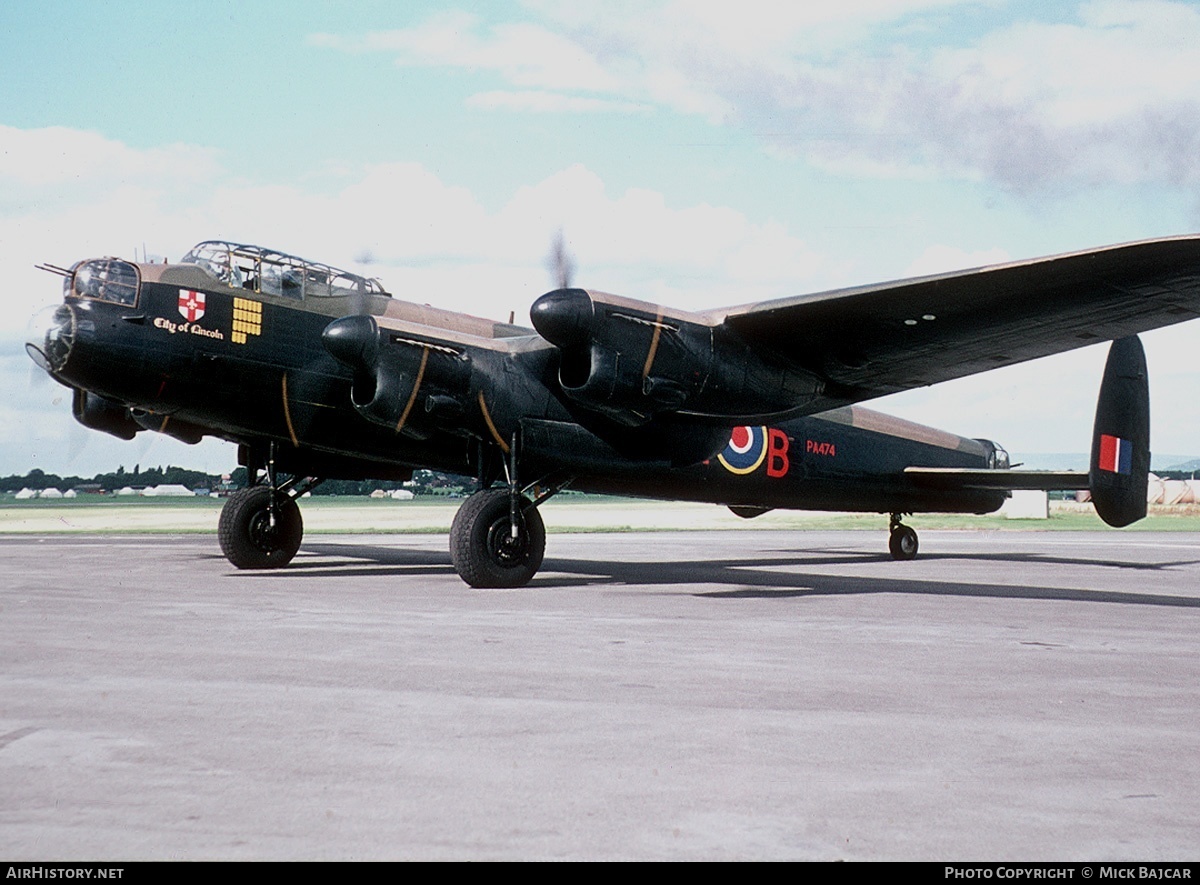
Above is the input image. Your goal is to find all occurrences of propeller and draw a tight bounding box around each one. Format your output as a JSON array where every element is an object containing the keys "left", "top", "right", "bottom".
[
  {"left": 351, "top": 249, "right": 377, "bottom": 318},
  {"left": 545, "top": 228, "right": 576, "bottom": 290},
  {"left": 28, "top": 357, "right": 51, "bottom": 390},
  {"left": 532, "top": 230, "right": 591, "bottom": 344}
]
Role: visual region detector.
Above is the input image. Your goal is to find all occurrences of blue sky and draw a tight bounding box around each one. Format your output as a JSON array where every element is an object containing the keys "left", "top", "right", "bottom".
[{"left": 2, "top": 0, "right": 1198, "bottom": 475}]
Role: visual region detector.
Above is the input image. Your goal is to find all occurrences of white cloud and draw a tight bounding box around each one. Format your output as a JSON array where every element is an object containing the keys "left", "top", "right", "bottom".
[
  {"left": 528, "top": 0, "right": 980, "bottom": 59},
  {"left": 0, "top": 125, "right": 221, "bottom": 189},
  {"left": 916, "top": 1, "right": 1200, "bottom": 186},
  {"left": 943, "top": 0, "right": 1200, "bottom": 127},
  {"left": 311, "top": 12, "right": 619, "bottom": 93},
  {"left": 314, "top": 3, "right": 1200, "bottom": 193},
  {"left": 466, "top": 90, "right": 651, "bottom": 114}
]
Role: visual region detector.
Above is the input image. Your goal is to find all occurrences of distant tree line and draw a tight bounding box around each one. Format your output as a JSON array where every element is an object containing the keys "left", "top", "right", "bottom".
[
  {"left": 5, "top": 463, "right": 1192, "bottom": 498},
  {"left": 0, "top": 466, "right": 476, "bottom": 496},
  {"left": 1152, "top": 469, "right": 1199, "bottom": 481},
  {"left": 0, "top": 465, "right": 222, "bottom": 493},
  {"left": 301, "top": 469, "right": 478, "bottom": 497}
]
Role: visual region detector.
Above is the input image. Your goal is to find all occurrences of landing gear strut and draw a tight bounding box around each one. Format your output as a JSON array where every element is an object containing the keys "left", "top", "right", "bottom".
[
  {"left": 450, "top": 432, "right": 565, "bottom": 588},
  {"left": 888, "top": 512, "right": 918, "bottom": 561},
  {"left": 219, "top": 442, "right": 320, "bottom": 569}
]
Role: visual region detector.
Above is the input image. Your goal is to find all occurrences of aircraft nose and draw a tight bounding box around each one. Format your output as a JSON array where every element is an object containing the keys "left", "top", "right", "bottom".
[{"left": 25, "top": 303, "right": 76, "bottom": 374}]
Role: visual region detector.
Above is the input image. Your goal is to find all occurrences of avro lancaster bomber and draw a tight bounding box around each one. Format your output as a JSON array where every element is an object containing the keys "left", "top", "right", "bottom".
[{"left": 27, "top": 236, "right": 1200, "bottom": 586}]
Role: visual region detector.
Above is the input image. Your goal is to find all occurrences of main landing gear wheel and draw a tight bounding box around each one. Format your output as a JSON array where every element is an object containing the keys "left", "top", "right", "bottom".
[
  {"left": 450, "top": 488, "right": 545, "bottom": 589},
  {"left": 889, "top": 523, "right": 919, "bottom": 561},
  {"left": 218, "top": 486, "right": 303, "bottom": 569}
]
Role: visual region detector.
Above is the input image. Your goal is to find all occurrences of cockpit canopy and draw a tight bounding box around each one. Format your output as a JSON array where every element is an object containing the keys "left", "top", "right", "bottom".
[
  {"left": 72, "top": 258, "right": 139, "bottom": 305},
  {"left": 181, "top": 241, "right": 389, "bottom": 300},
  {"left": 974, "top": 439, "right": 1011, "bottom": 470}
]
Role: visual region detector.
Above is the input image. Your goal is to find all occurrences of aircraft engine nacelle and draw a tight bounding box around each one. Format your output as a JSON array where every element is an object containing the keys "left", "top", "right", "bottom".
[
  {"left": 530, "top": 288, "right": 824, "bottom": 426},
  {"left": 129, "top": 409, "right": 208, "bottom": 445},
  {"left": 322, "top": 315, "right": 472, "bottom": 438},
  {"left": 72, "top": 388, "right": 141, "bottom": 441}
]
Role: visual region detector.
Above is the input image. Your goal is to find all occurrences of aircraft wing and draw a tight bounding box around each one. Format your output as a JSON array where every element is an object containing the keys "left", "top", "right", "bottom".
[{"left": 715, "top": 236, "right": 1200, "bottom": 403}]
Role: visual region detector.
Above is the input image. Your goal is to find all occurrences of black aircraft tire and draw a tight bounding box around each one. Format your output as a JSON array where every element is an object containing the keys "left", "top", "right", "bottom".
[
  {"left": 889, "top": 525, "right": 919, "bottom": 561},
  {"left": 450, "top": 488, "right": 545, "bottom": 588},
  {"left": 218, "top": 486, "right": 303, "bottom": 570}
]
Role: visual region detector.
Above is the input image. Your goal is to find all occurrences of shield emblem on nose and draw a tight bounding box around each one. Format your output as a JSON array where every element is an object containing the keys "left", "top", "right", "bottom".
[{"left": 178, "top": 289, "right": 206, "bottom": 322}]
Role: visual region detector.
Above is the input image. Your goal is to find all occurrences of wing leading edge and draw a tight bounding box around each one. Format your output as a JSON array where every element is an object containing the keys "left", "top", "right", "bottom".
[{"left": 715, "top": 236, "right": 1200, "bottom": 404}]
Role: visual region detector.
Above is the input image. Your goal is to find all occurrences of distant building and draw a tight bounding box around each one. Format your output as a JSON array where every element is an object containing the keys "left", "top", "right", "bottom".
[
  {"left": 141, "top": 484, "right": 193, "bottom": 497},
  {"left": 1147, "top": 474, "right": 1199, "bottom": 504},
  {"left": 1000, "top": 490, "right": 1048, "bottom": 519}
]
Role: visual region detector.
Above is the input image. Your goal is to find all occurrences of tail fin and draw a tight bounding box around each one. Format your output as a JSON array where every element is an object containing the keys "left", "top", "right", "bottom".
[{"left": 1089, "top": 336, "right": 1150, "bottom": 527}]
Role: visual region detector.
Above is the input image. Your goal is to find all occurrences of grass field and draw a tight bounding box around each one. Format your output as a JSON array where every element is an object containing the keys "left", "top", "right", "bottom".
[{"left": 1, "top": 495, "right": 1198, "bottom": 534}]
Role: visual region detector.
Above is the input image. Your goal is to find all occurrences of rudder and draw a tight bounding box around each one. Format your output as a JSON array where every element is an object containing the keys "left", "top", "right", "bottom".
[{"left": 1089, "top": 336, "right": 1150, "bottom": 527}]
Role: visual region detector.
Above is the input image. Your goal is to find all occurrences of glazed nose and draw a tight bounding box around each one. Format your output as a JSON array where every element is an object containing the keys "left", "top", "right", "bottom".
[{"left": 26, "top": 303, "right": 76, "bottom": 373}]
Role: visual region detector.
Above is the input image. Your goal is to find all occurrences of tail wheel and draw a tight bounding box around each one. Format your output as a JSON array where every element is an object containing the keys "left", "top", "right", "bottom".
[
  {"left": 218, "top": 486, "right": 303, "bottom": 569},
  {"left": 450, "top": 488, "right": 545, "bottom": 588},
  {"left": 889, "top": 524, "right": 919, "bottom": 561}
]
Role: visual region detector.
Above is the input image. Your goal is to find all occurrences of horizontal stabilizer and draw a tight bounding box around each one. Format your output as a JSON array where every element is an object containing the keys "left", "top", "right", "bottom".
[
  {"left": 908, "top": 337, "right": 1151, "bottom": 527},
  {"left": 904, "top": 468, "right": 1088, "bottom": 491}
]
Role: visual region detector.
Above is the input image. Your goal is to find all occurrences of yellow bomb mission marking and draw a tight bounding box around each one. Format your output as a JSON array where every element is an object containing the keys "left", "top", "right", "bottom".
[{"left": 232, "top": 297, "right": 263, "bottom": 345}]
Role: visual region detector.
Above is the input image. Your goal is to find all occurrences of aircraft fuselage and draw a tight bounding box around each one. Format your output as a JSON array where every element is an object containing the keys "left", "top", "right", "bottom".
[
  {"left": 37, "top": 240, "right": 1088, "bottom": 585},
  {"left": 30, "top": 252, "right": 1007, "bottom": 518}
]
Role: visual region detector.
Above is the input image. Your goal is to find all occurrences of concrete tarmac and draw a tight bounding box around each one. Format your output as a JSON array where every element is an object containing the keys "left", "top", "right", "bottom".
[{"left": 2, "top": 530, "right": 1199, "bottom": 861}]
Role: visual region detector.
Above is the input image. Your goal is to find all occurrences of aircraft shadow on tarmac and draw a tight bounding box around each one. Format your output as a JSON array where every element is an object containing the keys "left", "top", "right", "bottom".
[{"left": 251, "top": 540, "right": 1200, "bottom": 609}]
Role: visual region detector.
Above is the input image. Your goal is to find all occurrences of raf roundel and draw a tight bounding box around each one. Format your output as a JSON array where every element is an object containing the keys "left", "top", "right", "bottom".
[{"left": 717, "top": 425, "right": 769, "bottom": 475}]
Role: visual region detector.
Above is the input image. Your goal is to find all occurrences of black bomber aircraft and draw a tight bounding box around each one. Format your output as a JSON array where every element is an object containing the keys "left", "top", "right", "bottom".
[{"left": 25, "top": 236, "right": 1200, "bottom": 587}]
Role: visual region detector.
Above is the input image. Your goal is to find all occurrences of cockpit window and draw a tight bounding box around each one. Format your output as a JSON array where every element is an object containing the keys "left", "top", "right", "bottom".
[
  {"left": 180, "top": 241, "right": 388, "bottom": 300},
  {"left": 72, "top": 259, "right": 140, "bottom": 305}
]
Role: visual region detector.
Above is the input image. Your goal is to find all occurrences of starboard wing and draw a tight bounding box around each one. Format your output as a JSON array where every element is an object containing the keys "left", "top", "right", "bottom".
[{"left": 715, "top": 236, "right": 1200, "bottom": 404}]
